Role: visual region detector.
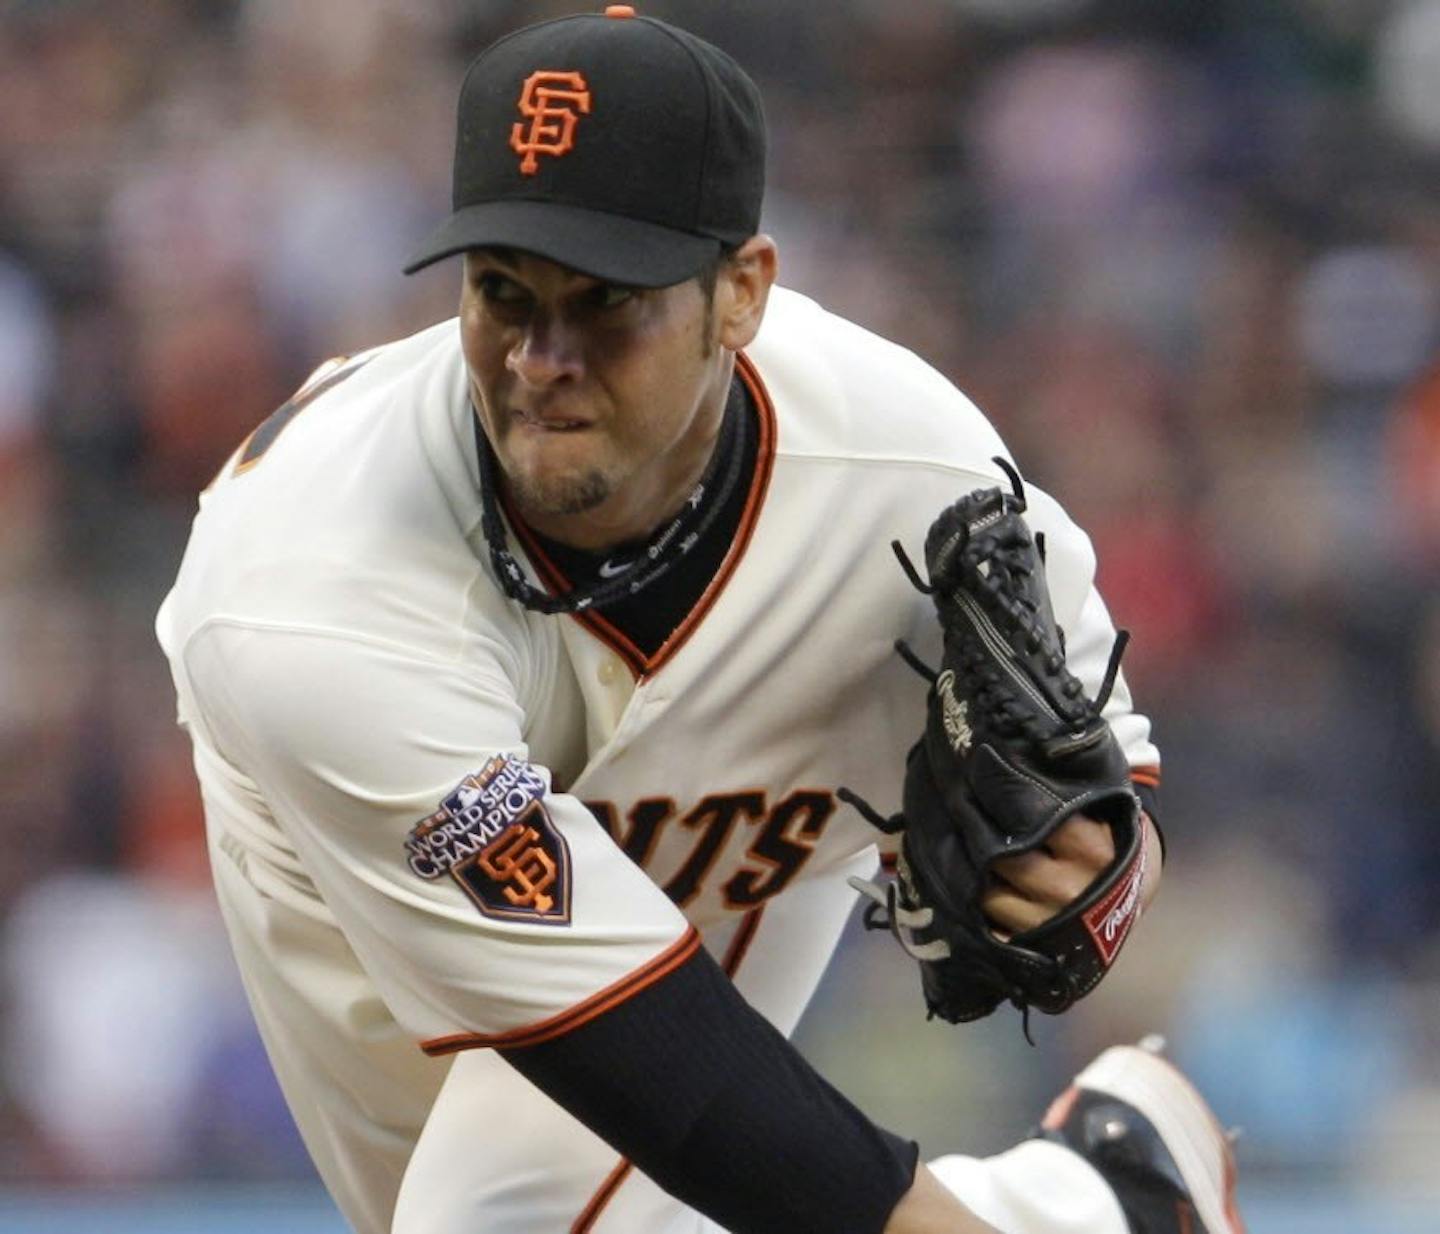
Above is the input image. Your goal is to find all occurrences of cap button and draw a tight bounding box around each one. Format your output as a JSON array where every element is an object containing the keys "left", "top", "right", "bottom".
[{"left": 604, "top": 5, "right": 637, "bottom": 16}]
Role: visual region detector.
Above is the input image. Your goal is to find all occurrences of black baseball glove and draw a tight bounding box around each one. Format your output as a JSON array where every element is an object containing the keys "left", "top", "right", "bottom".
[{"left": 842, "top": 460, "right": 1147, "bottom": 1032}]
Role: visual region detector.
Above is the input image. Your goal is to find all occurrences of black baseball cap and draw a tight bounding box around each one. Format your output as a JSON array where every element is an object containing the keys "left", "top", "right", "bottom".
[{"left": 403, "top": 5, "right": 766, "bottom": 288}]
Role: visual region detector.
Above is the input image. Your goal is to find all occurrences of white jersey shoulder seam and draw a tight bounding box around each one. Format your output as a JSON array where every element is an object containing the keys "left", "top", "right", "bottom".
[
  {"left": 178, "top": 614, "right": 490, "bottom": 677},
  {"left": 770, "top": 450, "right": 1009, "bottom": 488}
]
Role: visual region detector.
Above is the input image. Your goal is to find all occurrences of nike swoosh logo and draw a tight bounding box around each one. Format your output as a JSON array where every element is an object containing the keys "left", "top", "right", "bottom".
[{"left": 597, "top": 558, "right": 631, "bottom": 579}]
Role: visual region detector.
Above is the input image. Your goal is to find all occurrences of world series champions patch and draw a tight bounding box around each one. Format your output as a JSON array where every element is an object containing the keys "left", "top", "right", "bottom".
[{"left": 406, "top": 757, "right": 572, "bottom": 925}]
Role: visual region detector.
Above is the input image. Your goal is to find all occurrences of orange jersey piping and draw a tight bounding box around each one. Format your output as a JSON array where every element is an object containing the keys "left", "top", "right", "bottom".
[
  {"left": 570, "top": 1157, "right": 633, "bottom": 1234},
  {"left": 419, "top": 926, "right": 701, "bottom": 1056},
  {"left": 1129, "top": 764, "right": 1161, "bottom": 789}
]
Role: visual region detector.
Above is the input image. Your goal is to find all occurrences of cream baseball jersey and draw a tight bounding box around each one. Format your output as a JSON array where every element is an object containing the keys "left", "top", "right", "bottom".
[{"left": 157, "top": 285, "right": 1159, "bottom": 1231}]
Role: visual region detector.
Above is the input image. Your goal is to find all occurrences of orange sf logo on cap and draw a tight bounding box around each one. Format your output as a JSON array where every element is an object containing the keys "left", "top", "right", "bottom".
[{"left": 510, "top": 70, "right": 592, "bottom": 175}]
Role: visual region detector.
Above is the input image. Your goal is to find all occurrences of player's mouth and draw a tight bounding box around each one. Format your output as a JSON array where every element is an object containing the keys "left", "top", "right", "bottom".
[{"left": 510, "top": 407, "right": 592, "bottom": 432}]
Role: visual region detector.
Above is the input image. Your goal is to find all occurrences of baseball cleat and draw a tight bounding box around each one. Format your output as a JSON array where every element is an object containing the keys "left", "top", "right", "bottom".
[{"left": 1038, "top": 1038, "right": 1246, "bottom": 1234}]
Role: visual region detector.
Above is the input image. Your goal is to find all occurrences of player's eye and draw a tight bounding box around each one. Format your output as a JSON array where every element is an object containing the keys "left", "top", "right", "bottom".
[
  {"left": 476, "top": 272, "right": 529, "bottom": 306},
  {"left": 589, "top": 283, "right": 636, "bottom": 310}
]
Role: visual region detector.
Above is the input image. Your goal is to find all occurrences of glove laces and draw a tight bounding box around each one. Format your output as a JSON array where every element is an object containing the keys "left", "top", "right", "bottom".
[{"left": 846, "top": 871, "right": 1073, "bottom": 1045}]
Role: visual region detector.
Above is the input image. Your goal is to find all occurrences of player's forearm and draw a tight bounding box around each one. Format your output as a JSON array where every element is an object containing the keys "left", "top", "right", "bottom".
[
  {"left": 884, "top": 1163, "right": 1002, "bottom": 1234},
  {"left": 502, "top": 946, "right": 916, "bottom": 1234}
]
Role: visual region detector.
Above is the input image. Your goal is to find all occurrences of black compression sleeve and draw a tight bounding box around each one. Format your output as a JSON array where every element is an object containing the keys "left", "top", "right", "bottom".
[{"left": 500, "top": 947, "right": 917, "bottom": 1234}]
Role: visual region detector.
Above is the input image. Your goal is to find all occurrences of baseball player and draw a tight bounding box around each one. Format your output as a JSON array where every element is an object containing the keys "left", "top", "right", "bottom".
[{"left": 157, "top": 8, "right": 1243, "bottom": 1234}]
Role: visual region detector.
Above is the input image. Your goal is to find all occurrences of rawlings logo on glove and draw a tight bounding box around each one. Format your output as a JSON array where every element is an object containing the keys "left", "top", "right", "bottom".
[
  {"left": 936, "top": 671, "right": 973, "bottom": 753},
  {"left": 841, "top": 459, "right": 1142, "bottom": 1033}
]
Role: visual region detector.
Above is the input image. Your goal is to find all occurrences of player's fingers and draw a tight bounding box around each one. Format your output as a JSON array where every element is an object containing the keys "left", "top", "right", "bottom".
[
  {"left": 979, "top": 879, "right": 1053, "bottom": 937},
  {"left": 1043, "top": 813, "right": 1116, "bottom": 869},
  {"left": 989, "top": 850, "right": 1094, "bottom": 909}
]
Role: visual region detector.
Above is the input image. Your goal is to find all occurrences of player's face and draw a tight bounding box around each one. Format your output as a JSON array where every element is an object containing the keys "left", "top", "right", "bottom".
[{"left": 461, "top": 249, "right": 736, "bottom": 552}]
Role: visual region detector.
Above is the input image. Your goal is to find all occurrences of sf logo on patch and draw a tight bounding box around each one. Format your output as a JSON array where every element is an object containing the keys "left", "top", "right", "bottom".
[{"left": 406, "top": 756, "right": 572, "bottom": 924}]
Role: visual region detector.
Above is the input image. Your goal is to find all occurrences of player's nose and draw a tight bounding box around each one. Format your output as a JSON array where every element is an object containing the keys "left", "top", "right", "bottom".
[{"left": 506, "top": 315, "right": 583, "bottom": 388}]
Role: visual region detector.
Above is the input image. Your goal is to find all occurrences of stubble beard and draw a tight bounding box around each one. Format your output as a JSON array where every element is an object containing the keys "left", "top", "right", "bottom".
[{"left": 506, "top": 466, "right": 613, "bottom": 518}]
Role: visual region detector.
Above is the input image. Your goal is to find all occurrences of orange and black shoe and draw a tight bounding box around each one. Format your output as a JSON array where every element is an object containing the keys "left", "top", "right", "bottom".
[{"left": 1039, "top": 1036, "right": 1247, "bottom": 1234}]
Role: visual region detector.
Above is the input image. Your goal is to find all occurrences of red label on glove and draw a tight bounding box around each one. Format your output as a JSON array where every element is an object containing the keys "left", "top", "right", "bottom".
[{"left": 1081, "top": 841, "right": 1147, "bottom": 967}]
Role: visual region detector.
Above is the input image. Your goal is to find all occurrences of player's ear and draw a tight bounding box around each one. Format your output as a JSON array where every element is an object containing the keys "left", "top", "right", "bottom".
[{"left": 713, "top": 235, "right": 777, "bottom": 352}]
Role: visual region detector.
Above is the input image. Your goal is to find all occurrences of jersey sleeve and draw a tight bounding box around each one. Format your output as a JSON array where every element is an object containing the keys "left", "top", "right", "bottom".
[{"left": 178, "top": 618, "right": 695, "bottom": 1048}]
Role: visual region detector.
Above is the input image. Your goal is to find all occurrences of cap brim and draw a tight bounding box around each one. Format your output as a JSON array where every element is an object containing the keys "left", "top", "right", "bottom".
[{"left": 402, "top": 200, "right": 722, "bottom": 288}]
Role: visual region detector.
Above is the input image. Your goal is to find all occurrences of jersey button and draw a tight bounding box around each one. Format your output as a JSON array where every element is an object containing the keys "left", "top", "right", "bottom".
[{"left": 597, "top": 658, "right": 621, "bottom": 686}]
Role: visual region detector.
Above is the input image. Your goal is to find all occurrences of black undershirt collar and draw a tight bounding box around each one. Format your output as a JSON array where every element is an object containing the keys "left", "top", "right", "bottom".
[{"left": 475, "top": 375, "right": 759, "bottom": 659}]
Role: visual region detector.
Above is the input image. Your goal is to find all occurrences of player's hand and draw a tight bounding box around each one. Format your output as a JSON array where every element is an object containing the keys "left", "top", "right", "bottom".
[{"left": 981, "top": 811, "right": 1162, "bottom": 938}]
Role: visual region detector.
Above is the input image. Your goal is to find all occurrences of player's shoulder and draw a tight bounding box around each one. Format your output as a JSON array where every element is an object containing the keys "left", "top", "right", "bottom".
[
  {"left": 278, "top": 316, "right": 465, "bottom": 437},
  {"left": 746, "top": 286, "right": 1008, "bottom": 478},
  {"left": 159, "top": 317, "right": 498, "bottom": 659},
  {"left": 217, "top": 316, "right": 465, "bottom": 477},
  {"left": 196, "top": 315, "right": 471, "bottom": 536}
]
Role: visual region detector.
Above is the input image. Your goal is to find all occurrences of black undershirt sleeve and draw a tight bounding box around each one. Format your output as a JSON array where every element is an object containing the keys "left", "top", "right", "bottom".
[{"left": 500, "top": 947, "right": 918, "bottom": 1234}]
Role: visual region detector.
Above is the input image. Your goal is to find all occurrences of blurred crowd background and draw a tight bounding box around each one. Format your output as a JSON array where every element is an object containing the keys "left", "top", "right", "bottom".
[{"left": 1, "top": 0, "right": 1437, "bottom": 1224}]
